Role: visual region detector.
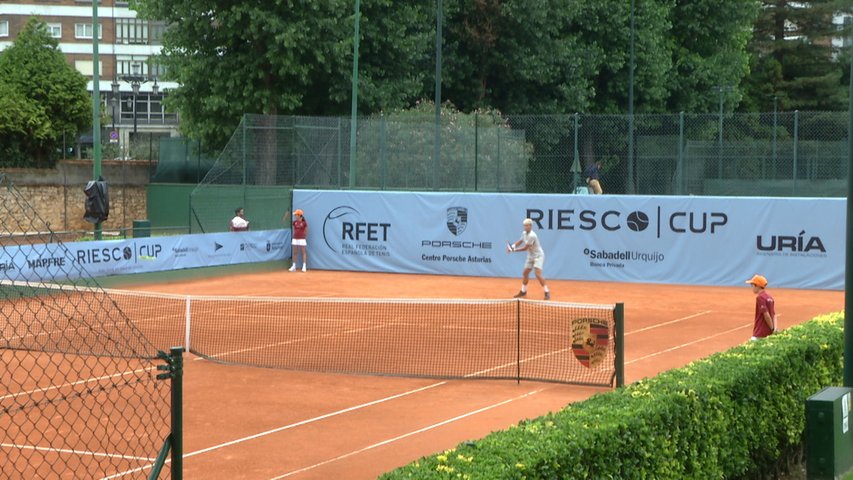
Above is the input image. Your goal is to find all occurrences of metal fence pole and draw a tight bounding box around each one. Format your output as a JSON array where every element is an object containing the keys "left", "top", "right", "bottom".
[
  {"left": 793, "top": 110, "right": 799, "bottom": 195},
  {"left": 474, "top": 113, "right": 479, "bottom": 192},
  {"left": 845, "top": 48, "right": 853, "bottom": 387},
  {"left": 169, "top": 346, "right": 183, "bottom": 480},
  {"left": 573, "top": 113, "right": 580, "bottom": 191},
  {"left": 496, "top": 118, "right": 502, "bottom": 191},
  {"left": 615, "top": 303, "right": 625, "bottom": 388},
  {"left": 336, "top": 118, "right": 342, "bottom": 188},
  {"left": 380, "top": 115, "right": 387, "bottom": 190},
  {"left": 718, "top": 91, "right": 724, "bottom": 179},
  {"left": 677, "top": 111, "right": 684, "bottom": 195},
  {"left": 241, "top": 115, "right": 247, "bottom": 208},
  {"left": 771, "top": 98, "right": 778, "bottom": 180}
]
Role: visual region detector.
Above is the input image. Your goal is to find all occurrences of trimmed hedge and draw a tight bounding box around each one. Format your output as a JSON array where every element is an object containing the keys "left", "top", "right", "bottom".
[{"left": 381, "top": 313, "right": 844, "bottom": 480}]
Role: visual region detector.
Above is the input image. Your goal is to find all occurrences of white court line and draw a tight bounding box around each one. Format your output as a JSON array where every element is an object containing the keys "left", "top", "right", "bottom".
[
  {"left": 192, "top": 324, "right": 391, "bottom": 361},
  {"left": 99, "top": 381, "right": 451, "bottom": 479},
  {"left": 0, "top": 443, "right": 156, "bottom": 462},
  {"left": 268, "top": 388, "right": 546, "bottom": 479},
  {"left": 3, "top": 310, "right": 179, "bottom": 345},
  {"left": 0, "top": 367, "right": 152, "bottom": 402},
  {"left": 626, "top": 323, "right": 751, "bottom": 365},
  {"left": 625, "top": 310, "right": 713, "bottom": 336}
]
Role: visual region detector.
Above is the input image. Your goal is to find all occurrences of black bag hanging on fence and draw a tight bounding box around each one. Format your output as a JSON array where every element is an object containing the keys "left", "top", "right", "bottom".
[{"left": 83, "top": 177, "right": 110, "bottom": 224}]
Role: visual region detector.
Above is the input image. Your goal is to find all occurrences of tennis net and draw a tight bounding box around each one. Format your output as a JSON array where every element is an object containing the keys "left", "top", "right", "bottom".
[{"left": 45, "top": 288, "right": 623, "bottom": 387}]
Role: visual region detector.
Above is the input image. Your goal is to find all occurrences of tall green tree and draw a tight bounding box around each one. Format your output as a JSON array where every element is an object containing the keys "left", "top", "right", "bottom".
[
  {"left": 0, "top": 18, "right": 90, "bottom": 166},
  {"left": 742, "top": 0, "right": 850, "bottom": 112},
  {"left": 666, "top": 0, "right": 760, "bottom": 112},
  {"left": 136, "top": 0, "right": 434, "bottom": 150}
]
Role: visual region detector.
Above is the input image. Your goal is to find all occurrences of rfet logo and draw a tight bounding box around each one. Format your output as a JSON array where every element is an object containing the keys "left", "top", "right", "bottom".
[
  {"left": 323, "top": 205, "right": 391, "bottom": 254},
  {"left": 570, "top": 317, "right": 610, "bottom": 369},
  {"left": 446, "top": 207, "right": 468, "bottom": 236}
]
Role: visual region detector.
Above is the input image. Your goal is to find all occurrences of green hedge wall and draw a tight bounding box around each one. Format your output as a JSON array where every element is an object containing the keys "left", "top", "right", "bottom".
[{"left": 381, "top": 313, "right": 844, "bottom": 480}]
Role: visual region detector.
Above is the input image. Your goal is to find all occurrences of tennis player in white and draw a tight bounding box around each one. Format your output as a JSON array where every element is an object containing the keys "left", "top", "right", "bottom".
[{"left": 507, "top": 218, "right": 550, "bottom": 300}]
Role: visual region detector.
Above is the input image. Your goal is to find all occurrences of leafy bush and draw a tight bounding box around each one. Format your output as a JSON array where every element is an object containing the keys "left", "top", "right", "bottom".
[{"left": 381, "top": 313, "right": 844, "bottom": 480}]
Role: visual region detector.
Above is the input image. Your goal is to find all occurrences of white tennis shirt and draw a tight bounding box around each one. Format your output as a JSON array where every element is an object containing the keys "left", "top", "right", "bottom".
[{"left": 522, "top": 230, "right": 543, "bottom": 259}]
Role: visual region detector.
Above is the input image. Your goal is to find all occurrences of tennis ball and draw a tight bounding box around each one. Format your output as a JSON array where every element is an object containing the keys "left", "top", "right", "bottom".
[{"left": 626, "top": 211, "right": 649, "bottom": 232}]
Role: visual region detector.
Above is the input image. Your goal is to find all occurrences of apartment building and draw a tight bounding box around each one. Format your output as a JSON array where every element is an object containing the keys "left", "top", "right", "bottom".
[{"left": 0, "top": 0, "right": 179, "bottom": 151}]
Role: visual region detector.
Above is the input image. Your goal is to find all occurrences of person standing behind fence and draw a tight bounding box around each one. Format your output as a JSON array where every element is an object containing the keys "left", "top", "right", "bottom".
[
  {"left": 583, "top": 161, "right": 603, "bottom": 194},
  {"left": 287, "top": 209, "right": 308, "bottom": 272},
  {"left": 229, "top": 207, "right": 250, "bottom": 231}
]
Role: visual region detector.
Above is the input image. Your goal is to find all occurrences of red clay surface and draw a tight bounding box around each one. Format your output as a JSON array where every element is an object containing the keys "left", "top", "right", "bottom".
[{"left": 109, "top": 270, "right": 843, "bottom": 480}]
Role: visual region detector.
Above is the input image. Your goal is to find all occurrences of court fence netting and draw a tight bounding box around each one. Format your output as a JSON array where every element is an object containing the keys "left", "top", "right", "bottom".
[
  {"left": 0, "top": 174, "right": 182, "bottom": 480},
  {"left": 77, "top": 288, "right": 625, "bottom": 388}
]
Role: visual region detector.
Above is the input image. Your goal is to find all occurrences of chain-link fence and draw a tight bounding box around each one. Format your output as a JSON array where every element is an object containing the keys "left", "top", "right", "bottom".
[
  {"left": 0, "top": 174, "right": 174, "bottom": 479},
  {"left": 190, "top": 111, "right": 848, "bottom": 232}
]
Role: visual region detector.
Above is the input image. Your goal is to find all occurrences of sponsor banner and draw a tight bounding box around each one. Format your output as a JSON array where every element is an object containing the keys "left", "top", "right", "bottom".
[
  {"left": 294, "top": 190, "right": 844, "bottom": 290},
  {"left": 0, "top": 230, "right": 291, "bottom": 281}
]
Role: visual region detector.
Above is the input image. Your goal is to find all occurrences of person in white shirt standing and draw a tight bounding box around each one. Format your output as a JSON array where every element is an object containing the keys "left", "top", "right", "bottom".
[
  {"left": 507, "top": 218, "right": 550, "bottom": 300},
  {"left": 229, "top": 207, "right": 249, "bottom": 231}
]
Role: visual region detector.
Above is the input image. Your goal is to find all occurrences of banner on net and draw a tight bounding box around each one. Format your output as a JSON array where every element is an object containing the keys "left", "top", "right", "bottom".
[
  {"left": 0, "top": 230, "right": 291, "bottom": 281},
  {"left": 294, "top": 189, "right": 844, "bottom": 290}
]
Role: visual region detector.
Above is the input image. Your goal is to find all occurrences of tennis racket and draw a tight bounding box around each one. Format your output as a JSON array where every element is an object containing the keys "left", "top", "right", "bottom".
[{"left": 506, "top": 241, "right": 514, "bottom": 253}]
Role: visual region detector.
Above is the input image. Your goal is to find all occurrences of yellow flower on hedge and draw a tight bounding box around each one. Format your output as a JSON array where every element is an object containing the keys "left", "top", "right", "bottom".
[
  {"left": 436, "top": 465, "right": 455, "bottom": 473},
  {"left": 457, "top": 454, "right": 473, "bottom": 463},
  {"left": 437, "top": 455, "right": 448, "bottom": 463},
  {"left": 516, "top": 463, "right": 525, "bottom": 470}
]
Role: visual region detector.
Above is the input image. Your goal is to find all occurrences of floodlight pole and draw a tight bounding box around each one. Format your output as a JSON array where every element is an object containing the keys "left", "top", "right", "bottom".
[
  {"left": 92, "top": 0, "right": 102, "bottom": 240},
  {"left": 627, "top": 0, "right": 635, "bottom": 194},
  {"left": 433, "top": 0, "right": 443, "bottom": 191},
  {"left": 349, "top": 0, "right": 361, "bottom": 188}
]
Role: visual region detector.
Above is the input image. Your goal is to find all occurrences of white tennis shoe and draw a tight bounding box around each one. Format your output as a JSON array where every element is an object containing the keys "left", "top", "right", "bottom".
[{"left": 288, "top": 264, "right": 296, "bottom": 272}]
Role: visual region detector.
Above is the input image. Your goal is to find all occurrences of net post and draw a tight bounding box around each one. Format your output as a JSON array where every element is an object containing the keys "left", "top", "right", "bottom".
[
  {"left": 184, "top": 297, "right": 191, "bottom": 353},
  {"left": 615, "top": 303, "right": 625, "bottom": 388},
  {"left": 516, "top": 299, "right": 521, "bottom": 384},
  {"left": 170, "top": 346, "right": 184, "bottom": 480}
]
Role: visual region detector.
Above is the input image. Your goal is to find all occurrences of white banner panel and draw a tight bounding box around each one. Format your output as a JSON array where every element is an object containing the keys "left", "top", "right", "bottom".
[
  {"left": 294, "top": 190, "right": 844, "bottom": 290},
  {"left": 0, "top": 230, "right": 291, "bottom": 281}
]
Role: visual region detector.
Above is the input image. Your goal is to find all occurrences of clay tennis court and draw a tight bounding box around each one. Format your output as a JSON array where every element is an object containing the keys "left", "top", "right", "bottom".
[{"left": 98, "top": 268, "right": 842, "bottom": 480}]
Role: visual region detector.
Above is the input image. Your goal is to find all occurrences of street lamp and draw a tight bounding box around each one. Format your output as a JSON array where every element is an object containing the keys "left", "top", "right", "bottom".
[
  {"left": 713, "top": 85, "right": 734, "bottom": 178},
  {"left": 112, "top": 63, "right": 158, "bottom": 158}
]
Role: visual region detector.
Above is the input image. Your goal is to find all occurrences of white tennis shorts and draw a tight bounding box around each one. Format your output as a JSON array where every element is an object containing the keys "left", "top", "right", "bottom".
[
  {"left": 292, "top": 239, "right": 307, "bottom": 246},
  {"left": 525, "top": 255, "right": 544, "bottom": 270}
]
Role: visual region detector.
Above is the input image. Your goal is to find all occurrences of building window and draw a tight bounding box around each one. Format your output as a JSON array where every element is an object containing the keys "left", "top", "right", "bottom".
[
  {"left": 118, "top": 92, "right": 175, "bottom": 125},
  {"left": 116, "top": 55, "right": 150, "bottom": 77},
  {"left": 74, "top": 23, "right": 102, "bottom": 40},
  {"left": 116, "top": 18, "right": 148, "bottom": 45},
  {"left": 47, "top": 23, "right": 62, "bottom": 39},
  {"left": 74, "top": 60, "right": 104, "bottom": 76},
  {"left": 0, "top": 21, "right": 9, "bottom": 37},
  {"left": 150, "top": 21, "right": 166, "bottom": 45}
]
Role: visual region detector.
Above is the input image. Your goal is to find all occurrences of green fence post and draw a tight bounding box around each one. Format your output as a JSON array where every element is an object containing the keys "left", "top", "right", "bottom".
[
  {"left": 793, "top": 110, "right": 799, "bottom": 196},
  {"left": 241, "top": 115, "right": 247, "bottom": 208},
  {"left": 677, "top": 111, "right": 684, "bottom": 195},
  {"left": 170, "top": 346, "right": 183, "bottom": 480},
  {"left": 336, "top": 117, "right": 342, "bottom": 188},
  {"left": 474, "top": 113, "right": 479, "bottom": 192},
  {"left": 615, "top": 302, "right": 625, "bottom": 388},
  {"left": 573, "top": 113, "right": 580, "bottom": 191},
  {"left": 150, "top": 346, "right": 184, "bottom": 480},
  {"left": 380, "top": 114, "right": 387, "bottom": 190},
  {"left": 496, "top": 115, "right": 502, "bottom": 191},
  {"left": 846, "top": 51, "right": 853, "bottom": 388}
]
